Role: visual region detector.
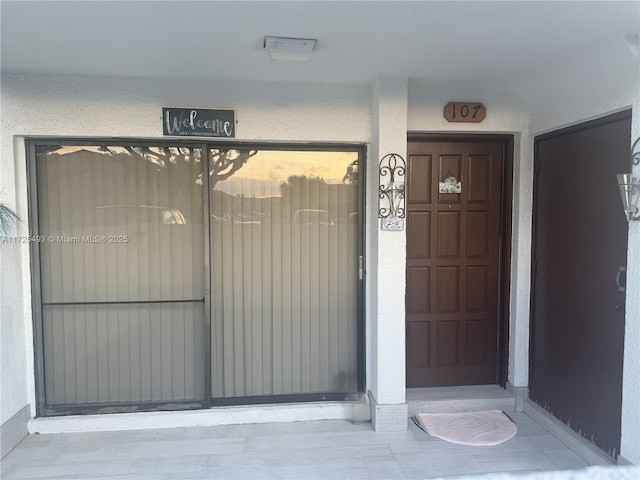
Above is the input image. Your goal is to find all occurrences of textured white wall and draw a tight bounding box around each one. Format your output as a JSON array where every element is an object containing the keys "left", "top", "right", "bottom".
[
  {"left": 0, "top": 132, "right": 31, "bottom": 425},
  {"left": 369, "top": 77, "right": 408, "bottom": 406},
  {"left": 407, "top": 81, "right": 532, "bottom": 388},
  {"left": 0, "top": 239, "right": 29, "bottom": 426},
  {"left": 518, "top": 37, "right": 640, "bottom": 464},
  {"left": 0, "top": 73, "right": 372, "bottom": 426},
  {"left": 622, "top": 96, "right": 640, "bottom": 465},
  {"left": 0, "top": 74, "right": 371, "bottom": 141}
]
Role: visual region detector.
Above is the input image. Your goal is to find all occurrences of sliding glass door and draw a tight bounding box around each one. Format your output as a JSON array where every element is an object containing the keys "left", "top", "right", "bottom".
[
  {"left": 31, "top": 141, "right": 363, "bottom": 415},
  {"left": 209, "top": 148, "right": 361, "bottom": 401}
]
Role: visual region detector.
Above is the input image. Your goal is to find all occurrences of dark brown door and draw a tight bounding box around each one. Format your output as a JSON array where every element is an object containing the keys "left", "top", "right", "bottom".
[
  {"left": 406, "top": 136, "right": 509, "bottom": 387},
  {"left": 530, "top": 111, "right": 630, "bottom": 458}
]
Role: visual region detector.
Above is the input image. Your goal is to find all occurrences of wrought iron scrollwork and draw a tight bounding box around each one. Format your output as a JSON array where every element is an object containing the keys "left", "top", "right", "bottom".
[{"left": 378, "top": 153, "right": 406, "bottom": 219}]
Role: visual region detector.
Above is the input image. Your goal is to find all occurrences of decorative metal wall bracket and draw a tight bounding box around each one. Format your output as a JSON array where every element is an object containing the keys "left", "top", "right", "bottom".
[
  {"left": 616, "top": 137, "right": 640, "bottom": 221},
  {"left": 378, "top": 153, "right": 406, "bottom": 220}
]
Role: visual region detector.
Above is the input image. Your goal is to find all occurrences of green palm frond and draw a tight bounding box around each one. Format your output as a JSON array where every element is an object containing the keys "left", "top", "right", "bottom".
[{"left": 0, "top": 203, "right": 20, "bottom": 236}]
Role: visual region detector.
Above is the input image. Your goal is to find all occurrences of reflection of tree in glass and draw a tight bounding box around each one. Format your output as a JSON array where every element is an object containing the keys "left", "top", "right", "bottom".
[
  {"left": 279, "top": 173, "right": 358, "bottom": 224},
  {"left": 96, "top": 146, "right": 203, "bottom": 221},
  {"left": 280, "top": 175, "right": 326, "bottom": 202},
  {"left": 342, "top": 159, "right": 358, "bottom": 185},
  {"left": 97, "top": 146, "right": 257, "bottom": 189},
  {"left": 93, "top": 147, "right": 258, "bottom": 220},
  {"left": 99, "top": 145, "right": 198, "bottom": 168},
  {"left": 36, "top": 145, "right": 64, "bottom": 156},
  {"left": 37, "top": 146, "right": 358, "bottom": 227},
  {"left": 280, "top": 175, "right": 328, "bottom": 222},
  {"left": 209, "top": 149, "right": 258, "bottom": 188},
  {"left": 281, "top": 174, "right": 326, "bottom": 189}
]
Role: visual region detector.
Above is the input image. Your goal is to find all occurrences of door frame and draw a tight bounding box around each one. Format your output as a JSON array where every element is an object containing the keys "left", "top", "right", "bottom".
[
  {"left": 406, "top": 132, "right": 514, "bottom": 387},
  {"left": 26, "top": 138, "right": 367, "bottom": 416}
]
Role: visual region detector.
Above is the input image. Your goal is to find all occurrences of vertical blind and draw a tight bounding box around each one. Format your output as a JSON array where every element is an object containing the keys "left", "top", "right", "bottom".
[
  {"left": 210, "top": 149, "right": 359, "bottom": 398},
  {"left": 37, "top": 146, "right": 205, "bottom": 406}
]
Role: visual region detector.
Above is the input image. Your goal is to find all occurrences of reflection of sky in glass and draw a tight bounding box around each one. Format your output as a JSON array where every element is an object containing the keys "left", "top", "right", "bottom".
[
  {"left": 215, "top": 150, "right": 358, "bottom": 198},
  {"left": 50, "top": 146, "right": 358, "bottom": 200}
]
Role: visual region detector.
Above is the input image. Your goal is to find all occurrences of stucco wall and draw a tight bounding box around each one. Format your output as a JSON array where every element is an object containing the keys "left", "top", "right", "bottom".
[
  {"left": 370, "top": 77, "right": 409, "bottom": 407},
  {"left": 0, "top": 131, "right": 31, "bottom": 427},
  {"left": 623, "top": 96, "right": 640, "bottom": 465},
  {"left": 518, "top": 37, "right": 640, "bottom": 464},
  {"left": 0, "top": 230, "right": 30, "bottom": 427}
]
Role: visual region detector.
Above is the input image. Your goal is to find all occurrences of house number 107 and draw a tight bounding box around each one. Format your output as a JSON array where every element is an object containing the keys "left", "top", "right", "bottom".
[{"left": 444, "top": 102, "right": 486, "bottom": 123}]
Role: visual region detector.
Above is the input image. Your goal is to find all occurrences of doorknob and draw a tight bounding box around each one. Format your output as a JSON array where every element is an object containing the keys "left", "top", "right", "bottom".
[{"left": 616, "top": 266, "right": 626, "bottom": 293}]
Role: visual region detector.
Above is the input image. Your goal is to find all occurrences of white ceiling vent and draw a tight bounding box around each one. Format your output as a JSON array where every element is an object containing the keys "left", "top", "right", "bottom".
[{"left": 264, "top": 36, "right": 317, "bottom": 64}]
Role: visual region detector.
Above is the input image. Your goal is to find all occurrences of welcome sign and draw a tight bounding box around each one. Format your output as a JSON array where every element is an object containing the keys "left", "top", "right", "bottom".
[{"left": 163, "top": 107, "right": 235, "bottom": 137}]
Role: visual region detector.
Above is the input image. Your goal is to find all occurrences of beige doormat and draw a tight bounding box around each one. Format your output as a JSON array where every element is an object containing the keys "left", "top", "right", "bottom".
[{"left": 414, "top": 410, "right": 517, "bottom": 446}]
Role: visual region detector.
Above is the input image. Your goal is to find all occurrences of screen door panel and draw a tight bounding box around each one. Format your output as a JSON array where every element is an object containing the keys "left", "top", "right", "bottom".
[
  {"left": 36, "top": 145, "right": 205, "bottom": 407},
  {"left": 209, "top": 149, "right": 359, "bottom": 399}
]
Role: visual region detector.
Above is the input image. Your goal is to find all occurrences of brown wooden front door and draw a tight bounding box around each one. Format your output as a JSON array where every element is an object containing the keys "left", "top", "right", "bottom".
[
  {"left": 530, "top": 111, "right": 630, "bottom": 457},
  {"left": 406, "top": 135, "right": 510, "bottom": 387}
]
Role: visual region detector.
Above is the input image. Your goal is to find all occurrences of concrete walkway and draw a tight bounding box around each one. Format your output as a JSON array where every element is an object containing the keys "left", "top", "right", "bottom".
[{"left": 1, "top": 412, "right": 612, "bottom": 479}]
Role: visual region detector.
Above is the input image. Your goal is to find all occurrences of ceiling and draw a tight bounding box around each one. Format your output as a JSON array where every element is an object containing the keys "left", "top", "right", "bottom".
[{"left": 1, "top": 1, "right": 639, "bottom": 91}]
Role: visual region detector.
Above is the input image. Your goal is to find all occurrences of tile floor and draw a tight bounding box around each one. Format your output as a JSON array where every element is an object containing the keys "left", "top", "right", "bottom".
[{"left": 0, "top": 412, "right": 607, "bottom": 480}]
